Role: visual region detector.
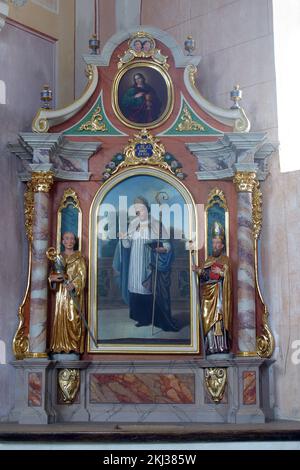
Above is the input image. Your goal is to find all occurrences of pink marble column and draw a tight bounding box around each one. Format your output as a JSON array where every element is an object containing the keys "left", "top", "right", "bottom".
[
  {"left": 28, "top": 172, "right": 54, "bottom": 356},
  {"left": 234, "top": 172, "right": 257, "bottom": 354}
]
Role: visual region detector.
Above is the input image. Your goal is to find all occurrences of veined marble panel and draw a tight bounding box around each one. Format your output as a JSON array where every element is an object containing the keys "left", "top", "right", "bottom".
[
  {"left": 90, "top": 373, "right": 195, "bottom": 405},
  {"left": 28, "top": 372, "right": 42, "bottom": 407},
  {"left": 243, "top": 371, "right": 256, "bottom": 405}
]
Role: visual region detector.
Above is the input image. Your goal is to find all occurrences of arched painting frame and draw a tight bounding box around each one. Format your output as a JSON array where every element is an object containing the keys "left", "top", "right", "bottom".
[{"left": 88, "top": 166, "right": 200, "bottom": 354}]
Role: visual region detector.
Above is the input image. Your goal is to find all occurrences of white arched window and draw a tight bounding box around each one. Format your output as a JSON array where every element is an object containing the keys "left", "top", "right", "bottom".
[
  {"left": 0, "top": 80, "right": 6, "bottom": 105},
  {"left": 273, "top": 0, "right": 300, "bottom": 172}
]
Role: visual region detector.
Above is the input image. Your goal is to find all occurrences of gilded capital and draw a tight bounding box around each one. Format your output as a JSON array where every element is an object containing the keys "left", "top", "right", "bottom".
[
  {"left": 31, "top": 171, "right": 54, "bottom": 193},
  {"left": 233, "top": 172, "right": 257, "bottom": 192}
]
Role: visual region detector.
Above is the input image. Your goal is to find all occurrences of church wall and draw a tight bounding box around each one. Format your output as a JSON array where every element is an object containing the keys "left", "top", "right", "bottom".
[
  {"left": 8, "top": 0, "right": 75, "bottom": 107},
  {"left": 141, "top": 0, "right": 277, "bottom": 132},
  {"left": 75, "top": 0, "right": 116, "bottom": 99},
  {"left": 260, "top": 155, "right": 300, "bottom": 420},
  {"left": 75, "top": 0, "right": 95, "bottom": 98},
  {"left": 0, "top": 21, "right": 55, "bottom": 420}
]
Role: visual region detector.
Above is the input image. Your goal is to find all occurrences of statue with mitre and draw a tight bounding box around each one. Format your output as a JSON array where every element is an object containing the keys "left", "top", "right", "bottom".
[{"left": 193, "top": 222, "right": 232, "bottom": 355}]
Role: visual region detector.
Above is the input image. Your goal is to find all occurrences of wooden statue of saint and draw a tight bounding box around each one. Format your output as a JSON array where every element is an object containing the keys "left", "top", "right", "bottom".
[
  {"left": 193, "top": 222, "right": 232, "bottom": 355},
  {"left": 47, "top": 232, "right": 86, "bottom": 354}
]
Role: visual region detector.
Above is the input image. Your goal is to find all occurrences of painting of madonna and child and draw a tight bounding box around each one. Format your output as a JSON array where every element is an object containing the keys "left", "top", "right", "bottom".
[{"left": 89, "top": 171, "right": 200, "bottom": 353}]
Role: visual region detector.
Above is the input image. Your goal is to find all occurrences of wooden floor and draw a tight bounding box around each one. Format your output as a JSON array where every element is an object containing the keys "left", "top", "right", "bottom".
[{"left": 0, "top": 421, "right": 300, "bottom": 442}]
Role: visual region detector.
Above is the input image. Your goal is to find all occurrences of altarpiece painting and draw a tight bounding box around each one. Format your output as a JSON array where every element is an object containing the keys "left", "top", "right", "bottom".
[{"left": 89, "top": 167, "right": 199, "bottom": 354}]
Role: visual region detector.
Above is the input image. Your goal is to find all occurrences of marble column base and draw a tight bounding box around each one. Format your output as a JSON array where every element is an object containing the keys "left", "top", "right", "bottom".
[{"left": 10, "top": 358, "right": 274, "bottom": 424}]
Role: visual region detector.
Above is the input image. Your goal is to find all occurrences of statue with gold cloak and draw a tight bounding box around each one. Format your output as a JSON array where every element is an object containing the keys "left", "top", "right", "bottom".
[
  {"left": 193, "top": 222, "right": 232, "bottom": 355},
  {"left": 47, "top": 232, "right": 87, "bottom": 354}
]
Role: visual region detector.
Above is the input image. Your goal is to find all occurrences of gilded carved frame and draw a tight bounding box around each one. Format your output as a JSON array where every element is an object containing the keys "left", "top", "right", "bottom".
[{"left": 112, "top": 60, "right": 174, "bottom": 130}]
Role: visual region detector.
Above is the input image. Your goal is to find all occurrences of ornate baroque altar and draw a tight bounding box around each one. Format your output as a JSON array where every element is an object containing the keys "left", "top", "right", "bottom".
[{"left": 9, "top": 27, "right": 275, "bottom": 425}]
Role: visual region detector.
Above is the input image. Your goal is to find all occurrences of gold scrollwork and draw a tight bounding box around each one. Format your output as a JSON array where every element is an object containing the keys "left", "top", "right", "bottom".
[
  {"left": 257, "top": 322, "right": 275, "bottom": 358},
  {"left": 233, "top": 107, "right": 251, "bottom": 133},
  {"left": 233, "top": 172, "right": 257, "bottom": 192},
  {"left": 112, "top": 129, "right": 172, "bottom": 174},
  {"left": 85, "top": 64, "right": 94, "bottom": 81},
  {"left": 205, "top": 368, "right": 227, "bottom": 403},
  {"left": 252, "top": 180, "right": 275, "bottom": 358},
  {"left": 13, "top": 179, "right": 36, "bottom": 359},
  {"left": 31, "top": 171, "right": 54, "bottom": 193},
  {"left": 176, "top": 105, "right": 204, "bottom": 132},
  {"left": 24, "top": 180, "right": 35, "bottom": 242},
  {"left": 204, "top": 188, "right": 229, "bottom": 258},
  {"left": 13, "top": 245, "right": 31, "bottom": 359},
  {"left": 56, "top": 188, "right": 82, "bottom": 252},
  {"left": 58, "top": 369, "right": 80, "bottom": 404},
  {"left": 79, "top": 106, "right": 108, "bottom": 132},
  {"left": 252, "top": 179, "right": 262, "bottom": 240},
  {"left": 188, "top": 64, "right": 197, "bottom": 88}
]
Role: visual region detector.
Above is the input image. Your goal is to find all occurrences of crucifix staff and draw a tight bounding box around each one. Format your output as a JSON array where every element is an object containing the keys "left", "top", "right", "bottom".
[{"left": 151, "top": 191, "right": 169, "bottom": 336}]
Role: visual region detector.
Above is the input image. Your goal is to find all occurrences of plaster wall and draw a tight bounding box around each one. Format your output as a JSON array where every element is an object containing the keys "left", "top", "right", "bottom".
[{"left": 8, "top": 0, "right": 75, "bottom": 107}]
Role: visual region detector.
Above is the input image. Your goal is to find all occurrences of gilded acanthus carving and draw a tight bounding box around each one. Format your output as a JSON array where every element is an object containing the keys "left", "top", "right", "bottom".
[
  {"left": 24, "top": 180, "right": 35, "bottom": 242},
  {"left": 257, "top": 321, "right": 275, "bottom": 358},
  {"left": 12, "top": 253, "right": 31, "bottom": 360},
  {"left": 252, "top": 179, "right": 263, "bottom": 240},
  {"left": 176, "top": 105, "right": 204, "bottom": 132},
  {"left": 233, "top": 172, "right": 257, "bottom": 192},
  {"left": 58, "top": 369, "right": 80, "bottom": 404},
  {"left": 79, "top": 106, "right": 107, "bottom": 132},
  {"left": 13, "top": 178, "right": 35, "bottom": 359},
  {"left": 205, "top": 368, "right": 227, "bottom": 403},
  {"left": 252, "top": 180, "right": 275, "bottom": 358},
  {"left": 31, "top": 171, "right": 54, "bottom": 193}
]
